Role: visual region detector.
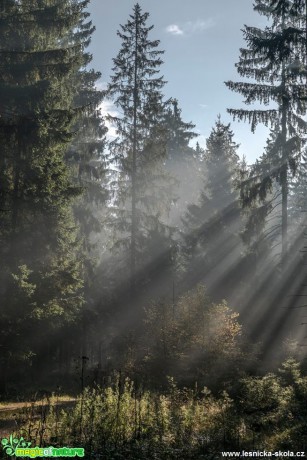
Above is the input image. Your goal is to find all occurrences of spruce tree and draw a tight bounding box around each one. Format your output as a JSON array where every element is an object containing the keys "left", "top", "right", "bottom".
[
  {"left": 68, "top": 12, "right": 108, "bottom": 277},
  {"left": 225, "top": 0, "right": 307, "bottom": 265},
  {"left": 0, "top": 0, "right": 91, "bottom": 391},
  {"left": 288, "top": 148, "right": 307, "bottom": 251},
  {"left": 240, "top": 128, "right": 284, "bottom": 261},
  {"left": 182, "top": 118, "right": 242, "bottom": 296},
  {"left": 163, "top": 99, "right": 201, "bottom": 224},
  {"left": 164, "top": 99, "right": 198, "bottom": 162},
  {"left": 106, "top": 3, "right": 173, "bottom": 292},
  {"left": 66, "top": 9, "right": 109, "bottom": 360}
]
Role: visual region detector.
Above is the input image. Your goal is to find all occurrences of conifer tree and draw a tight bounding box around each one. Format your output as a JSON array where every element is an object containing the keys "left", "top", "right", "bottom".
[
  {"left": 106, "top": 3, "right": 173, "bottom": 292},
  {"left": 55, "top": 5, "right": 110, "bottom": 363},
  {"left": 288, "top": 148, "right": 307, "bottom": 250},
  {"left": 164, "top": 99, "right": 198, "bottom": 162},
  {"left": 240, "top": 128, "right": 284, "bottom": 260},
  {"left": 225, "top": 0, "right": 307, "bottom": 264},
  {"left": 182, "top": 118, "right": 242, "bottom": 294},
  {"left": 163, "top": 99, "right": 201, "bottom": 223},
  {"left": 0, "top": 0, "right": 92, "bottom": 390},
  {"left": 68, "top": 13, "right": 108, "bottom": 276}
]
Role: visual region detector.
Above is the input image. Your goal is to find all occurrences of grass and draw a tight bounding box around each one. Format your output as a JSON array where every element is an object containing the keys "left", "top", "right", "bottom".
[{"left": 0, "top": 394, "right": 76, "bottom": 439}]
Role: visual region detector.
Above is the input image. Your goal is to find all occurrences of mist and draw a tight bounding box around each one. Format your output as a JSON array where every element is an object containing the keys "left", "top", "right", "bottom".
[{"left": 1, "top": 1, "right": 307, "bottom": 458}]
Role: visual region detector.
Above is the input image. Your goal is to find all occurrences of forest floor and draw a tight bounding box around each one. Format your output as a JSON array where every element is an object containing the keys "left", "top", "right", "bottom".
[{"left": 0, "top": 397, "right": 76, "bottom": 438}]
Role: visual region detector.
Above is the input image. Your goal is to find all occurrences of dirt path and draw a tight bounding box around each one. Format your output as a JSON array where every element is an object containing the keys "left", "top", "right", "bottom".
[
  {"left": 0, "top": 397, "right": 76, "bottom": 438},
  {"left": 0, "top": 397, "right": 75, "bottom": 412}
]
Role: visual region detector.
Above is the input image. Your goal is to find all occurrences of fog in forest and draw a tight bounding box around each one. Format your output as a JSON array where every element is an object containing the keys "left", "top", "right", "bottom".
[{"left": 1, "top": 1, "right": 307, "bottom": 458}]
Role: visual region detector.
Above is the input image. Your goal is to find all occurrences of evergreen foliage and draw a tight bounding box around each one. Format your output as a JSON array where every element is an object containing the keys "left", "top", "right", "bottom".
[
  {"left": 0, "top": 0, "right": 93, "bottom": 390},
  {"left": 240, "top": 130, "right": 283, "bottom": 258},
  {"left": 67, "top": 12, "right": 108, "bottom": 284},
  {"left": 106, "top": 3, "right": 175, "bottom": 291},
  {"left": 182, "top": 117, "right": 242, "bottom": 296},
  {"left": 2, "top": 3, "right": 307, "bottom": 454},
  {"left": 225, "top": 0, "right": 307, "bottom": 262},
  {"left": 163, "top": 99, "right": 201, "bottom": 226},
  {"left": 288, "top": 148, "right": 307, "bottom": 242}
]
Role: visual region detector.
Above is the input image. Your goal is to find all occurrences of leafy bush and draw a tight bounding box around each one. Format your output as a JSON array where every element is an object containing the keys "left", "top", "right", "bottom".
[{"left": 141, "top": 285, "right": 245, "bottom": 388}]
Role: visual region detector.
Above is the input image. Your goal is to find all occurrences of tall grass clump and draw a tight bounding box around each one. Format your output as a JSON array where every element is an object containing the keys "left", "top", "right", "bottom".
[{"left": 24, "top": 376, "right": 238, "bottom": 459}]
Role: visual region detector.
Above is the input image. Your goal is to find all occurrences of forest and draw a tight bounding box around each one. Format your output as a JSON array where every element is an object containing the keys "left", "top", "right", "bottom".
[{"left": 1, "top": 0, "right": 307, "bottom": 458}]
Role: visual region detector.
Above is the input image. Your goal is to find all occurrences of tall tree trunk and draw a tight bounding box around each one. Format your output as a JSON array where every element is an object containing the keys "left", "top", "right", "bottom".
[
  {"left": 131, "top": 12, "right": 139, "bottom": 294},
  {"left": 281, "top": 65, "right": 288, "bottom": 266},
  {"left": 12, "top": 131, "right": 22, "bottom": 235}
]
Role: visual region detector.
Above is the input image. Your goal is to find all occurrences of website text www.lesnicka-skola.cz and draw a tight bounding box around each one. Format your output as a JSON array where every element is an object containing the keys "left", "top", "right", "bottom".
[{"left": 221, "top": 451, "right": 305, "bottom": 458}]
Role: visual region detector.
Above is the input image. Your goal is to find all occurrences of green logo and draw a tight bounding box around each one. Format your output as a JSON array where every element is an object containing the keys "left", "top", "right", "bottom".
[
  {"left": 1, "top": 435, "right": 31, "bottom": 456},
  {"left": 1, "top": 435, "right": 85, "bottom": 458}
]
